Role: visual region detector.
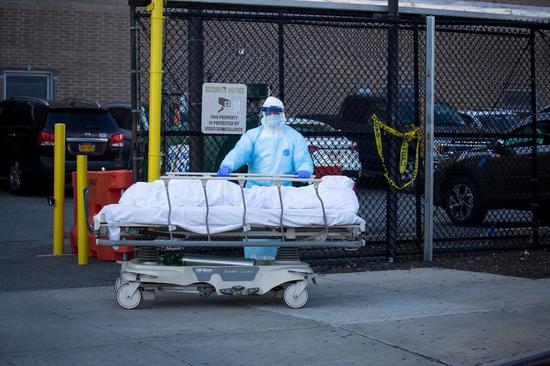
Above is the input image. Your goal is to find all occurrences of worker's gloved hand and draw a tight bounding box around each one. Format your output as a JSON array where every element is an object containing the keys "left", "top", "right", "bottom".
[
  {"left": 217, "top": 166, "right": 232, "bottom": 177},
  {"left": 297, "top": 170, "right": 311, "bottom": 179}
]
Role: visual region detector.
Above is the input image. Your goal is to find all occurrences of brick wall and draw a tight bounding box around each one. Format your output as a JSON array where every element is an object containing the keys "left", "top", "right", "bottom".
[
  {"left": 0, "top": 0, "right": 130, "bottom": 104},
  {"left": 1, "top": 0, "right": 547, "bottom": 105}
]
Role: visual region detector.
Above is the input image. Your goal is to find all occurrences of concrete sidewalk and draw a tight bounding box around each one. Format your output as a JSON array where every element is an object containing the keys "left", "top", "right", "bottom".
[{"left": 1, "top": 268, "right": 550, "bottom": 366}]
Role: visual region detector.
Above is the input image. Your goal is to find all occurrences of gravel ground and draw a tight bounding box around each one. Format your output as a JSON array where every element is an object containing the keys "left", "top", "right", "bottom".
[{"left": 360, "top": 248, "right": 550, "bottom": 279}]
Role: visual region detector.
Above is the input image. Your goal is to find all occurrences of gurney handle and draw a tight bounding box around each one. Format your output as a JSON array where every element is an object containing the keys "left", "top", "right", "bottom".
[
  {"left": 313, "top": 182, "right": 329, "bottom": 241},
  {"left": 162, "top": 179, "right": 174, "bottom": 240},
  {"left": 163, "top": 172, "right": 321, "bottom": 184},
  {"left": 200, "top": 179, "right": 211, "bottom": 240},
  {"left": 276, "top": 182, "right": 286, "bottom": 242}
]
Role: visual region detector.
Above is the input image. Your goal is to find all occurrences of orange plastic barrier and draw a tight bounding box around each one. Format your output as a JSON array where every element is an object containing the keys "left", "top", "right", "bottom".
[{"left": 70, "top": 170, "right": 134, "bottom": 261}]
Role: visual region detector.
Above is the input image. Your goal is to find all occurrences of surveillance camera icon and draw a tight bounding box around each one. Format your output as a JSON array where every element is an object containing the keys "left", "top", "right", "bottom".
[{"left": 218, "top": 97, "right": 232, "bottom": 113}]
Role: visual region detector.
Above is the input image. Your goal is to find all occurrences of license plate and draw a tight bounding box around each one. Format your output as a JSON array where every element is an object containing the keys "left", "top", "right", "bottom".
[{"left": 79, "top": 143, "right": 95, "bottom": 153}]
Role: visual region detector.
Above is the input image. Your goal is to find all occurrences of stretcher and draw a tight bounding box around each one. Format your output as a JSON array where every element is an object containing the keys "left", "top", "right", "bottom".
[{"left": 94, "top": 172, "right": 365, "bottom": 309}]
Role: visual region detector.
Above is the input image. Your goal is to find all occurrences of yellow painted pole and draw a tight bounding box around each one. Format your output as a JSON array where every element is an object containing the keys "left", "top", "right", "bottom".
[
  {"left": 76, "top": 155, "right": 88, "bottom": 265},
  {"left": 147, "top": 0, "right": 164, "bottom": 182},
  {"left": 53, "top": 123, "right": 65, "bottom": 255}
]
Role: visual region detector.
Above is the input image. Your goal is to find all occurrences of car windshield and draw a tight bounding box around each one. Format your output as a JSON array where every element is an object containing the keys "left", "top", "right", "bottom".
[
  {"left": 45, "top": 110, "right": 120, "bottom": 132},
  {"left": 288, "top": 122, "right": 336, "bottom": 132},
  {"left": 476, "top": 114, "right": 517, "bottom": 132}
]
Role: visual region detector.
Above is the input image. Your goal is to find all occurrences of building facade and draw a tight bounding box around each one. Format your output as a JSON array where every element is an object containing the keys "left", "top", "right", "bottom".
[
  {"left": 0, "top": 0, "right": 548, "bottom": 104},
  {"left": 1, "top": 0, "right": 130, "bottom": 104}
]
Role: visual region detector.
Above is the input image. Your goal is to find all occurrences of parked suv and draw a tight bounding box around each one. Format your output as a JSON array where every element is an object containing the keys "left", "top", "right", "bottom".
[
  {"left": 0, "top": 97, "right": 125, "bottom": 194},
  {"left": 434, "top": 113, "right": 550, "bottom": 225}
]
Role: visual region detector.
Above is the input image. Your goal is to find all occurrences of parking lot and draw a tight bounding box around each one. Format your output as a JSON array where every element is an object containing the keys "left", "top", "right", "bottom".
[
  {"left": 2, "top": 189, "right": 550, "bottom": 366},
  {"left": 0, "top": 177, "right": 546, "bottom": 293},
  {"left": 2, "top": 177, "right": 550, "bottom": 366},
  {"left": 0, "top": 180, "right": 118, "bottom": 292}
]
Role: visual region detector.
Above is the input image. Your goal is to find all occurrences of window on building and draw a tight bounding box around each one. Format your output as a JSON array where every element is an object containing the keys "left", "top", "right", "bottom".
[{"left": 3, "top": 71, "right": 53, "bottom": 100}]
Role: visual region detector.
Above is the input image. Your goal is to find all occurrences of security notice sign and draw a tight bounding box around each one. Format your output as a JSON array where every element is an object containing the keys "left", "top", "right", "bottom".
[{"left": 201, "top": 83, "right": 247, "bottom": 134}]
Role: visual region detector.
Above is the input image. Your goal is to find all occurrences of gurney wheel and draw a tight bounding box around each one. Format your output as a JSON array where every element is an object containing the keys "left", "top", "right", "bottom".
[
  {"left": 114, "top": 277, "right": 125, "bottom": 293},
  {"left": 116, "top": 283, "right": 142, "bottom": 310},
  {"left": 283, "top": 283, "right": 309, "bottom": 309},
  {"left": 198, "top": 285, "right": 215, "bottom": 297}
]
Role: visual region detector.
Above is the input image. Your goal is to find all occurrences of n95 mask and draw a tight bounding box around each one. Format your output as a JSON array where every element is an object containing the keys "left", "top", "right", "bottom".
[{"left": 264, "top": 114, "right": 283, "bottom": 129}]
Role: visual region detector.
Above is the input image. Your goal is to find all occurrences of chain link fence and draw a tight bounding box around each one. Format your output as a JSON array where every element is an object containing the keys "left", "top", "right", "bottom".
[
  {"left": 432, "top": 21, "right": 550, "bottom": 253},
  {"left": 132, "top": 3, "right": 550, "bottom": 269}
]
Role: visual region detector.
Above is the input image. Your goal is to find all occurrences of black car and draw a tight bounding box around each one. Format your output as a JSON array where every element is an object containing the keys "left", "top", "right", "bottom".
[
  {"left": 434, "top": 113, "right": 550, "bottom": 225},
  {"left": 0, "top": 97, "right": 126, "bottom": 194}
]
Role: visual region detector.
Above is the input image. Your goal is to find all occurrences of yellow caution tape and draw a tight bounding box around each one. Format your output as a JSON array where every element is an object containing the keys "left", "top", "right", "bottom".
[{"left": 372, "top": 114, "right": 423, "bottom": 190}]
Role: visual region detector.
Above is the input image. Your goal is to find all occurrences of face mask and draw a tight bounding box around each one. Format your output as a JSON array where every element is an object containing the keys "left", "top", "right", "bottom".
[{"left": 264, "top": 114, "right": 283, "bottom": 129}]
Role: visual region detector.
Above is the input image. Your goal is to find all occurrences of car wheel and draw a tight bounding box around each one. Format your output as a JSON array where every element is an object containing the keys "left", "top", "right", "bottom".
[
  {"left": 444, "top": 176, "right": 487, "bottom": 226},
  {"left": 8, "top": 159, "right": 28, "bottom": 195}
]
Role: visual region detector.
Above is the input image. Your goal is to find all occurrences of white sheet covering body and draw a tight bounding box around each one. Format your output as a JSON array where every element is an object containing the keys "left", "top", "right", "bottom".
[{"left": 94, "top": 176, "right": 365, "bottom": 239}]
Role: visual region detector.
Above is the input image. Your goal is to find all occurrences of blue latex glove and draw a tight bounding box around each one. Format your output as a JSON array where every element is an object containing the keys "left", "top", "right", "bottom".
[
  {"left": 297, "top": 170, "right": 311, "bottom": 179},
  {"left": 217, "top": 165, "right": 231, "bottom": 177}
]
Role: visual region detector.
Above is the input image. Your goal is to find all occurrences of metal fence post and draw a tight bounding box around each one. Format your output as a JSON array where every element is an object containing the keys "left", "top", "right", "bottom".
[
  {"left": 278, "top": 13, "right": 285, "bottom": 102},
  {"left": 529, "top": 27, "right": 539, "bottom": 246},
  {"left": 130, "top": 4, "right": 139, "bottom": 182},
  {"left": 386, "top": 0, "right": 399, "bottom": 262},
  {"left": 413, "top": 21, "right": 422, "bottom": 250},
  {"left": 423, "top": 16, "right": 435, "bottom": 261},
  {"left": 188, "top": 9, "right": 205, "bottom": 172}
]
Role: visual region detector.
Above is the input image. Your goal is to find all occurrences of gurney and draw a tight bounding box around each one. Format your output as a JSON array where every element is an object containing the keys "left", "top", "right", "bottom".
[{"left": 94, "top": 172, "right": 365, "bottom": 309}]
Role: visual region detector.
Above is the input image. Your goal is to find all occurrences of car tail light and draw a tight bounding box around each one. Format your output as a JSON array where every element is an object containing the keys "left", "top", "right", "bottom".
[
  {"left": 110, "top": 133, "right": 124, "bottom": 148},
  {"left": 38, "top": 131, "right": 55, "bottom": 146},
  {"left": 349, "top": 145, "right": 358, "bottom": 151},
  {"left": 308, "top": 145, "right": 320, "bottom": 152}
]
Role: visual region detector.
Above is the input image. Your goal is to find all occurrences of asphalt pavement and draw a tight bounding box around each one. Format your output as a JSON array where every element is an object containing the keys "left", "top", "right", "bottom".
[
  {"left": 1, "top": 182, "right": 550, "bottom": 366},
  {"left": 0, "top": 182, "right": 118, "bottom": 292},
  {"left": 1, "top": 268, "right": 550, "bottom": 366}
]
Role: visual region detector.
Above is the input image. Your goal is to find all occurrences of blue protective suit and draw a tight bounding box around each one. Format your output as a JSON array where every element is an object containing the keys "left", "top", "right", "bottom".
[
  {"left": 219, "top": 97, "right": 313, "bottom": 259},
  {"left": 220, "top": 125, "right": 313, "bottom": 187}
]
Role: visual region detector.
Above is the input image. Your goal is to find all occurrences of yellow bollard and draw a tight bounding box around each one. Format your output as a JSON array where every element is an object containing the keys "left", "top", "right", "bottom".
[
  {"left": 53, "top": 123, "right": 65, "bottom": 255},
  {"left": 147, "top": 0, "right": 164, "bottom": 182},
  {"left": 77, "top": 155, "right": 88, "bottom": 265}
]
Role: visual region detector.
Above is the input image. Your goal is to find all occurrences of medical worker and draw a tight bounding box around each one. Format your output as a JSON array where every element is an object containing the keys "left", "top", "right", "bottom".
[{"left": 217, "top": 96, "right": 314, "bottom": 259}]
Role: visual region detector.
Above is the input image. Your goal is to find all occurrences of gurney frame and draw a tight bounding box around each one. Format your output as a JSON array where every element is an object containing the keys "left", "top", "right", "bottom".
[{"left": 95, "top": 173, "right": 365, "bottom": 309}]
